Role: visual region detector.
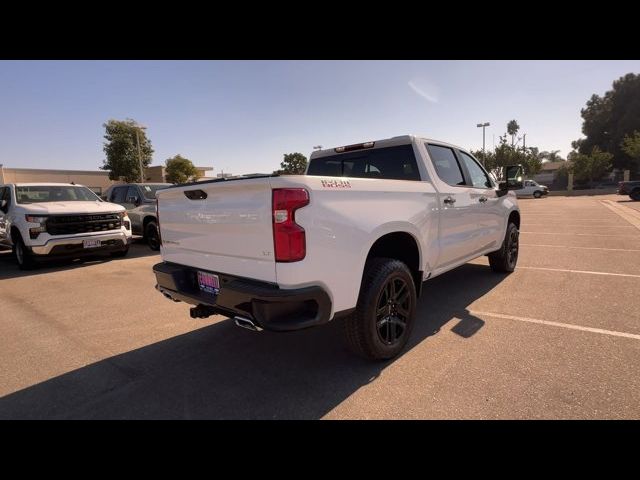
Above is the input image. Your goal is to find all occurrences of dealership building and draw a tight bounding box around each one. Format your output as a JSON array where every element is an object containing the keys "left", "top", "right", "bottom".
[{"left": 0, "top": 165, "right": 214, "bottom": 195}]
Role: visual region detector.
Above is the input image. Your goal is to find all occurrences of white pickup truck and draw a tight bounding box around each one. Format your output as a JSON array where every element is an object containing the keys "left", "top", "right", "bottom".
[
  {"left": 0, "top": 183, "right": 132, "bottom": 269},
  {"left": 153, "top": 135, "right": 523, "bottom": 360}
]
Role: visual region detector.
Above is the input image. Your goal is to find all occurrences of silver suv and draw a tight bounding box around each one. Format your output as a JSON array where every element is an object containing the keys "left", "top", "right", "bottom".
[{"left": 103, "top": 183, "right": 170, "bottom": 250}]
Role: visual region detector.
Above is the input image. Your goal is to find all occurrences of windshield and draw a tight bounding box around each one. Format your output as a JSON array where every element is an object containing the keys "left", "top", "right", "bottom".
[
  {"left": 16, "top": 186, "right": 101, "bottom": 204},
  {"left": 139, "top": 184, "right": 171, "bottom": 200}
]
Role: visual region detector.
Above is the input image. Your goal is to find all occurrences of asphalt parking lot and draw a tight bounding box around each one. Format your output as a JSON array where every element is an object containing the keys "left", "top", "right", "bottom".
[{"left": 1, "top": 194, "right": 639, "bottom": 419}]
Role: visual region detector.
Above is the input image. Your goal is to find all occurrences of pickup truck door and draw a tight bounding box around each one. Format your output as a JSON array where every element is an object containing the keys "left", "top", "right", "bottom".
[
  {"left": 425, "top": 144, "right": 481, "bottom": 268},
  {"left": 456, "top": 150, "right": 504, "bottom": 252}
]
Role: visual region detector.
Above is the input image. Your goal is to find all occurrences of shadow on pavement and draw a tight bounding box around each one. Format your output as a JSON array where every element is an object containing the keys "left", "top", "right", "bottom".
[
  {"left": 0, "top": 263, "right": 506, "bottom": 419},
  {"left": 0, "top": 240, "right": 158, "bottom": 280}
]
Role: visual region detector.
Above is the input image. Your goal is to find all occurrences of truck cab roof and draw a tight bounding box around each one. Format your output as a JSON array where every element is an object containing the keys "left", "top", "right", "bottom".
[{"left": 310, "top": 135, "right": 467, "bottom": 159}]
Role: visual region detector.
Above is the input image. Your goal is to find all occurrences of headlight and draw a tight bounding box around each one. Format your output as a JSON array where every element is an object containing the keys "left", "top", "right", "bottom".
[
  {"left": 25, "top": 215, "right": 48, "bottom": 239},
  {"left": 25, "top": 215, "right": 48, "bottom": 223}
]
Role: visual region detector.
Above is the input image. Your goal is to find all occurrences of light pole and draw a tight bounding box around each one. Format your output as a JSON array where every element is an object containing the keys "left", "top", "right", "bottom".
[
  {"left": 476, "top": 122, "right": 490, "bottom": 165},
  {"left": 134, "top": 123, "right": 147, "bottom": 183}
]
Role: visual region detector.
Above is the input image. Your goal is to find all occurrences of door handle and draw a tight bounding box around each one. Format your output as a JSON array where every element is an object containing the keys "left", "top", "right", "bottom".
[
  {"left": 443, "top": 196, "right": 456, "bottom": 205},
  {"left": 479, "top": 196, "right": 488, "bottom": 203}
]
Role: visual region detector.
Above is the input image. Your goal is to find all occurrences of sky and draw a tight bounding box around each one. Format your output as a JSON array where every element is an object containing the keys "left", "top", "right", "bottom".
[{"left": 1, "top": 60, "right": 640, "bottom": 176}]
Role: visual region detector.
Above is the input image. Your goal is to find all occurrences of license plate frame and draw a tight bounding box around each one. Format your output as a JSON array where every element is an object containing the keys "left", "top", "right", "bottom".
[
  {"left": 197, "top": 271, "right": 220, "bottom": 295},
  {"left": 83, "top": 238, "right": 102, "bottom": 249}
]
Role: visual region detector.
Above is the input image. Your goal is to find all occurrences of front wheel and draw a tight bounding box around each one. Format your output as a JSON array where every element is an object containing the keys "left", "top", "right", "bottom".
[
  {"left": 145, "top": 221, "right": 160, "bottom": 251},
  {"left": 533, "top": 191, "right": 542, "bottom": 198},
  {"left": 13, "top": 234, "right": 35, "bottom": 270},
  {"left": 630, "top": 189, "right": 640, "bottom": 201},
  {"left": 488, "top": 222, "right": 519, "bottom": 273},
  {"left": 343, "top": 258, "right": 417, "bottom": 361}
]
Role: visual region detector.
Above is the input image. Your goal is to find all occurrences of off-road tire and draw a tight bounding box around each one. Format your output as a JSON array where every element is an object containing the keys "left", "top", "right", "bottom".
[
  {"left": 488, "top": 222, "right": 519, "bottom": 273},
  {"left": 343, "top": 258, "right": 417, "bottom": 361}
]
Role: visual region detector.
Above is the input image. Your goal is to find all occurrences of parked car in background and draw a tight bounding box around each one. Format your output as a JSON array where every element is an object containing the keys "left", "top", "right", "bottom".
[
  {"left": 103, "top": 183, "right": 171, "bottom": 250},
  {"left": 513, "top": 179, "right": 548, "bottom": 198},
  {"left": 0, "top": 183, "right": 132, "bottom": 269},
  {"left": 153, "top": 135, "right": 523, "bottom": 361},
  {"left": 618, "top": 181, "right": 640, "bottom": 201}
]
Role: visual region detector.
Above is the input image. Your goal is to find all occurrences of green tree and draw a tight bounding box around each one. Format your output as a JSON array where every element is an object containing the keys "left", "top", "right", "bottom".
[
  {"left": 279, "top": 152, "right": 308, "bottom": 174},
  {"left": 476, "top": 134, "right": 541, "bottom": 181},
  {"left": 165, "top": 155, "right": 199, "bottom": 184},
  {"left": 507, "top": 119, "right": 520, "bottom": 146},
  {"left": 101, "top": 119, "right": 154, "bottom": 182},
  {"left": 569, "top": 146, "right": 613, "bottom": 184},
  {"left": 554, "top": 163, "right": 570, "bottom": 189},
  {"left": 621, "top": 130, "right": 640, "bottom": 172},
  {"left": 575, "top": 73, "right": 640, "bottom": 170},
  {"left": 540, "top": 150, "right": 565, "bottom": 162}
]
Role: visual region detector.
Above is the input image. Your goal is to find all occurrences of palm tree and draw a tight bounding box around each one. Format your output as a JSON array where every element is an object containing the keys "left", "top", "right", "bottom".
[
  {"left": 507, "top": 120, "right": 520, "bottom": 146},
  {"left": 540, "top": 150, "right": 565, "bottom": 162}
]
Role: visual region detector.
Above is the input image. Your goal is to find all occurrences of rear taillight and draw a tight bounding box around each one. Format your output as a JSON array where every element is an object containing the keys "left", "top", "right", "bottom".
[
  {"left": 156, "top": 198, "right": 162, "bottom": 246},
  {"left": 272, "top": 188, "right": 309, "bottom": 262}
]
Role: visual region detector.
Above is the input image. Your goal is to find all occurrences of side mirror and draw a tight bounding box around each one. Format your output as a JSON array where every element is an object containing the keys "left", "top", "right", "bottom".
[
  {"left": 0, "top": 199, "right": 7, "bottom": 213},
  {"left": 127, "top": 196, "right": 140, "bottom": 206},
  {"left": 100, "top": 195, "right": 107, "bottom": 201},
  {"left": 497, "top": 165, "right": 524, "bottom": 195}
]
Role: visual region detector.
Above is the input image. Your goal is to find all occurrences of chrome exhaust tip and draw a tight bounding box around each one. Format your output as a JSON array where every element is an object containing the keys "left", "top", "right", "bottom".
[{"left": 234, "top": 316, "right": 263, "bottom": 332}]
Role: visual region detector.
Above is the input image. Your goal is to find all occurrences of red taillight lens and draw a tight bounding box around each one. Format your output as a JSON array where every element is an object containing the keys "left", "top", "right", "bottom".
[
  {"left": 272, "top": 188, "right": 309, "bottom": 262},
  {"left": 156, "top": 198, "right": 162, "bottom": 246}
]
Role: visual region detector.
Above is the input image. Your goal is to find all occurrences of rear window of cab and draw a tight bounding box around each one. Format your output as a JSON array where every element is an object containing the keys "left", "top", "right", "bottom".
[{"left": 307, "top": 144, "right": 421, "bottom": 181}]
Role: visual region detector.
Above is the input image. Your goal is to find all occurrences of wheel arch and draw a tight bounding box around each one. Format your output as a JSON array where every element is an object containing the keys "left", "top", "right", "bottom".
[
  {"left": 508, "top": 209, "right": 520, "bottom": 229},
  {"left": 363, "top": 230, "right": 423, "bottom": 297}
]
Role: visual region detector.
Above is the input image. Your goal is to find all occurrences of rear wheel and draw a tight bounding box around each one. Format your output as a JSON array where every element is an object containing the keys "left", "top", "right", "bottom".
[
  {"left": 145, "top": 221, "right": 160, "bottom": 251},
  {"left": 488, "top": 222, "right": 519, "bottom": 273},
  {"left": 13, "top": 234, "right": 35, "bottom": 270},
  {"left": 630, "top": 189, "right": 640, "bottom": 201},
  {"left": 533, "top": 191, "right": 542, "bottom": 198},
  {"left": 344, "top": 258, "right": 417, "bottom": 361}
]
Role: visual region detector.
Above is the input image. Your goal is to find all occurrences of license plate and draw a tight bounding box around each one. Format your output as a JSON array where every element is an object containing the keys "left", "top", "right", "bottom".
[
  {"left": 197, "top": 271, "right": 220, "bottom": 295},
  {"left": 83, "top": 238, "right": 102, "bottom": 249}
]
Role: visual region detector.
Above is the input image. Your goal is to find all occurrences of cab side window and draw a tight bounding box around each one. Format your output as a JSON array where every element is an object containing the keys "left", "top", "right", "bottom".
[
  {"left": 458, "top": 151, "right": 493, "bottom": 189},
  {"left": 111, "top": 186, "right": 128, "bottom": 204},
  {"left": 126, "top": 186, "right": 139, "bottom": 203},
  {"left": 427, "top": 144, "right": 465, "bottom": 186},
  {"left": 0, "top": 186, "right": 10, "bottom": 208}
]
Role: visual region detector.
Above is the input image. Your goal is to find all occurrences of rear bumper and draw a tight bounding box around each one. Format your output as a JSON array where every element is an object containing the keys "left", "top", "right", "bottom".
[
  {"left": 153, "top": 261, "right": 332, "bottom": 332},
  {"left": 29, "top": 231, "right": 131, "bottom": 258}
]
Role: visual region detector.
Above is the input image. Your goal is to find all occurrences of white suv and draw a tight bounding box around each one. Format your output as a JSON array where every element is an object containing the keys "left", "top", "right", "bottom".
[{"left": 0, "top": 183, "right": 132, "bottom": 269}]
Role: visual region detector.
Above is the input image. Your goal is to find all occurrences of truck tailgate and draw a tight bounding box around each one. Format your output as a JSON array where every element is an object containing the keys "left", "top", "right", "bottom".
[{"left": 156, "top": 178, "right": 276, "bottom": 283}]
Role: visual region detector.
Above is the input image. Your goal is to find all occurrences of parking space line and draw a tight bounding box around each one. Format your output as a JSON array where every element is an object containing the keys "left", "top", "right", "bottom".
[
  {"left": 521, "top": 215, "right": 619, "bottom": 219},
  {"left": 524, "top": 224, "right": 634, "bottom": 228},
  {"left": 600, "top": 200, "right": 640, "bottom": 231},
  {"left": 520, "top": 244, "right": 640, "bottom": 252},
  {"left": 517, "top": 266, "right": 640, "bottom": 278},
  {"left": 470, "top": 311, "right": 640, "bottom": 341},
  {"left": 520, "top": 231, "right": 638, "bottom": 237}
]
